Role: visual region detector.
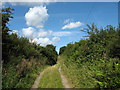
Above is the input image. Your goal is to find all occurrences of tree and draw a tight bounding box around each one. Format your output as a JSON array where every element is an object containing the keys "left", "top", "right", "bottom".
[
  {"left": 2, "top": 8, "right": 14, "bottom": 63},
  {"left": 59, "top": 46, "right": 66, "bottom": 55}
]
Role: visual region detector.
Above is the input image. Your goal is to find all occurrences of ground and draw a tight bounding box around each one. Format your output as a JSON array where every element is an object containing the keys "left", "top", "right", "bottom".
[{"left": 31, "top": 56, "right": 72, "bottom": 88}]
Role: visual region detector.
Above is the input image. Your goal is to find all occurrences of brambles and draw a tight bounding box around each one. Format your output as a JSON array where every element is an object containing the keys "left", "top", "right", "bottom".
[{"left": 59, "top": 24, "right": 120, "bottom": 88}]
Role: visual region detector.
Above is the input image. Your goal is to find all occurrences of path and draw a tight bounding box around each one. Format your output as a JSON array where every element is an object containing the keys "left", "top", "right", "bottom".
[
  {"left": 31, "top": 56, "right": 72, "bottom": 88},
  {"left": 31, "top": 69, "right": 45, "bottom": 89},
  {"left": 59, "top": 66, "right": 72, "bottom": 88},
  {"left": 39, "top": 65, "right": 64, "bottom": 88}
]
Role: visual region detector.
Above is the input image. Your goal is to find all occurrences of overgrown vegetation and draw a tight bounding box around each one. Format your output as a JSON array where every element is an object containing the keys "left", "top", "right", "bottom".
[
  {"left": 2, "top": 7, "right": 120, "bottom": 89},
  {"left": 59, "top": 24, "right": 120, "bottom": 88},
  {"left": 2, "top": 8, "right": 58, "bottom": 88}
]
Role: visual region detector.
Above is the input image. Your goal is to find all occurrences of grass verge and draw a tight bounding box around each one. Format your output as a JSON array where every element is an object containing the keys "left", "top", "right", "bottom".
[{"left": 39, "top": 65, "right": 64, "bottom": 88}]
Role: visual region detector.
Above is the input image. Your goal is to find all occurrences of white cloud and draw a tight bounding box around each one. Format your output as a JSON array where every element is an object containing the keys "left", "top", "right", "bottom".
[
  {"left": 25, "top": 28, "right": 60, "bottom": 46},
  {"left": 1, "top": 0, "right": 118, "bottom": 8},
  {"left": 2, "top": 0, "right": 57, "bottom": 6},
  {"left": 29, "top": 38, "right": 38, "bottom": 43},
  {"left": 22, "top": 27, "right": 35, "bottom": 37},
  {"left": 62, "top": 21, "right": 83, "bottom": 29},
  {"left": 25, "top": 6, "right": 49, "bottom": 28},
  {"left": 37, "top": 30, "right": 53, "bottom": 38},
  {"left": 37, "top": 30, "right": 48, "bottom": 38},
  {"left": 30, "top": 37, "right": 60, "bottom": 46},
  {"left": 53, "top": 31, "right": 72, "bottom": 37},
  {"left": 9, "top": 30, "right": 19, "bottom": 36},
  {"left": 21, "top": 27, "right": 53, "bottom": 38},
  {"left": 37, "top": 38, "right": 52, "bottom": 46},
  {"left": 4, "top": 2, "right": 46, "bottom": 6},
  {"left": 52, "top": 37, "right": 60, "bottom": 43},
  {"left": 31, "top": 38, "right": 51, "bottom": 46}
]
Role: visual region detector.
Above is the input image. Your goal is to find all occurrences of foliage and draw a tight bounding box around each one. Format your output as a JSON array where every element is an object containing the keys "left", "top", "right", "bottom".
[
  {"left": 59, "top": 23, "right": 120, "bottom": 88},
  {"left": 2, "top": 8, "right": 58, "bottom": 88},
  {"left": 59, "top": 46, "right": 66, "bottom": 55}
]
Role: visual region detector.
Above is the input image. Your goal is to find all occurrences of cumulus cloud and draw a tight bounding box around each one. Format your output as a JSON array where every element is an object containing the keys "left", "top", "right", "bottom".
[
  {"left": 22, "top": 27, "right": 53, "bottom": 38},
  {"left": 62, "top": 21, "right": 83, "bottom": 29},
  {"left": 25, "top": 6, "right": 49, "bottom": 28},
  {"left": 29, "top": 37, "right": 52, "bottom": 46},
  {"left": 22, "top": 27, "right": 35, "bottom": 37},
  {"left": 21, "top": 27, "right": 60, "bottom": 46},
  {"left": 37, "top": 38, "right": 52, "bottom": 46},
  {"left": 37, "top": 30, "right": 48, "bottom": 38},
  {"left": 37, "top": 30, "right": 53, "bottom": 38},
  {"left": 3, "top": 0, "right": 61, "bottom": 47},
  {"left": 21, "top": 26, "right": 73, "bottom": 46},
  {"left": 29, "top": 37, "right": 60, "bottom": 46}
]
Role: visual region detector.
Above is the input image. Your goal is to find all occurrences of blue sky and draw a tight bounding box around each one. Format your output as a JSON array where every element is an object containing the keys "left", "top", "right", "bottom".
[{"left": 4, "top": 2, "right": 118, "bottom": 53}]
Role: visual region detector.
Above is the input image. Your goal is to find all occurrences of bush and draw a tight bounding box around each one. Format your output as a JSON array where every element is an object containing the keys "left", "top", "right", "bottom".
[{"left": 59, "top": 24, "right": 120, "bottom": 88}]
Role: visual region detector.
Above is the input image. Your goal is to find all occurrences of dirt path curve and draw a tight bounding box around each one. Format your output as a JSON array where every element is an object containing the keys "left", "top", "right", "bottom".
[
  {"left": 31, "top": 56, "right": 72, "bottom": 89},
  {"left": 59, "top": 66, "right": 72, "bottom": 88},
  {"left": 31, "top": 70, "right": 45, "bottom": 89}
]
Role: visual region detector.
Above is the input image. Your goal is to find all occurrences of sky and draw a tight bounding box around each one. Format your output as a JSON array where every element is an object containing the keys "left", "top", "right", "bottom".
[{"left": 2, "top": 1, "right": 118, "bottom": 53}]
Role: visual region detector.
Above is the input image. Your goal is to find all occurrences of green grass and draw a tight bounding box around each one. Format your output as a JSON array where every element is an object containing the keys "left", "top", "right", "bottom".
[{"left": 39, "top": 65, "right": 64, "bottom": 88}]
